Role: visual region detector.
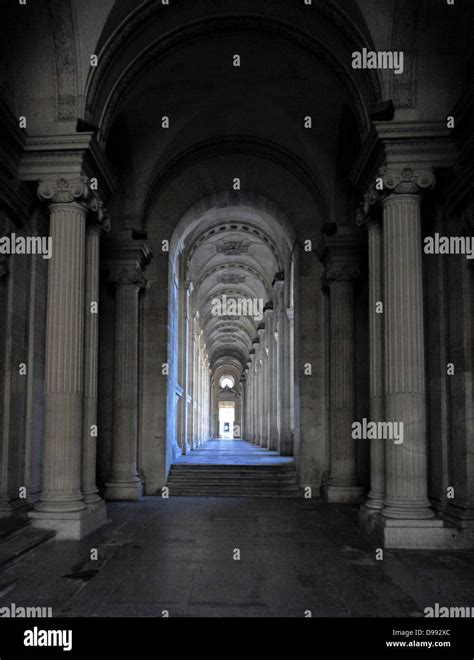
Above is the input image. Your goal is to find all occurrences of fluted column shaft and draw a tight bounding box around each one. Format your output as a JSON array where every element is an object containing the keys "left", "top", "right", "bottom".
[
  {"left": 104, "top": 231, "right": 151, "bottom": 500},
  {"left": 82, "top": 216, "right": 108, "bottom": 505},
  {"left": 105, "top": 283, "right": 142, "bottom": 499},
  {"left": 366, "top": 218, "right": 385, "bottom": 510},
  {"left": 382, "top": 192, "right": 433, "bottom": 519},
  {"left": 36, "top": 202, "right": 87, "bottom": 513},
  {"left": 327, "top": 278, "right": 360, "bottom": 490},
  {"left": 319, "top": 228, "right": 364, "bottom": 503},
  {"left": 269, "top": 309, "right": 279, "bottom": 450},
  {"left": 249, "top": 357, "right": 255, "bottom": 441},
  {"left": 276, "top": 282, "right": 292, "bottom": 455}
]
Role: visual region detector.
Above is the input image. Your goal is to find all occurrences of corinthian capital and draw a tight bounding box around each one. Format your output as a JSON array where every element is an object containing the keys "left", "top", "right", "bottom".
[
  {"left": 379, "top": 166, "right": 435, "bottom": 195},
  {"left": 38, "top": 177, "right": 91, "bottom": 206}
]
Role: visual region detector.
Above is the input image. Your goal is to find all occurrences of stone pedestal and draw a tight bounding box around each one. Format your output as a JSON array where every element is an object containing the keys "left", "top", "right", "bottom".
[{"left": 104, "top": 231, "right": 151, "bottom": 501}]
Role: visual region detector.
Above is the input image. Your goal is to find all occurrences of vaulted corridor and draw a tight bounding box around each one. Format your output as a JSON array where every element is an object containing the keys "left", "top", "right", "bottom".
[{"left": 0, "top": 1, "right": 473, "bottom": 638}]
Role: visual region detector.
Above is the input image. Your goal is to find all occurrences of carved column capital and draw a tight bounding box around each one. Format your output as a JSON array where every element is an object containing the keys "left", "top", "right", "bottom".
[
  {"left": 88, "top": 194, "right": 111, "bottom": 236},
  {"left": 108, "top": 267, "right": 147, "bottom": 288},
  {"left": 104, "top": 230, "right": 153, "bottom": 289},
  {"left": 356, "top": 189, "right": 382, "bottom": 228},
  {"left": 322, "top": 263, "right": 360, "bottom": 287},
  {"left": 379, "top": 166, "right": 436, "bottom": 196},
  {"left": 319, "top": 227, "right": 363, "bottom": 287},
  {"left": 38, "top": 177, "right": 92, "bottom": 206}
]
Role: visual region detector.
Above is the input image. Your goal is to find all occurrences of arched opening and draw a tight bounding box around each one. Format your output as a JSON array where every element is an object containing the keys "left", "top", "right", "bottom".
[{"left": 165, "top": 193, "right": 297, "bottom": 475}]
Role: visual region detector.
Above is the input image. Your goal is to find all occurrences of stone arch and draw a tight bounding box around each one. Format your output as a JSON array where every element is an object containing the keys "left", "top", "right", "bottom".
[{"left": 84, "top": 1, "right": 383, "bottom": 143}]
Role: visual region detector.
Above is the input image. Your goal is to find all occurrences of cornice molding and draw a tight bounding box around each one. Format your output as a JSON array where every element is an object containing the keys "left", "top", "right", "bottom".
[
  {"left": 19, "top": 133, "right": 117, "bottom": 199},
  {"left": 350, "top": 121, "right": 457, "bottom": 196}
]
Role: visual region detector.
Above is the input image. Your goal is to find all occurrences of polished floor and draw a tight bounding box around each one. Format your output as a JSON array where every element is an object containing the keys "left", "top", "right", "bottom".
[
  {"left": 176, "top": 438, "right": 293, "bottom": 465},
  {"left": 1, "top": 497, "right": 474, "bottom": 618}
]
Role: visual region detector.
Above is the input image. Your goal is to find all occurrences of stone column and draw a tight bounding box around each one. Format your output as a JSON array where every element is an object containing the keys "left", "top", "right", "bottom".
[
  {"left": 257, "top": 326, "right": 265, "bottom": 446},
  {"left": 0, "top": 253, "right": 17, "bottom": 517},
  {"left": 357, "top": 198, "right": 386, "bottom": 512},
  {"left": 276, "top": 279, "right": 292, "bottom": 455},
  {"left": 182, "top": 283, "right": 192, "bottom": 453},
  {"left": 263, "top": 305, "right": 273, "bottom": 449},
  {"left": 31, "top": 178, "right": 102, "bottom": 539},
  {"left": 287, "top": 307, "right": 295, "bottom": 445},
  {"left": 269, "top": 306, "right": 279, "bottom": 450},
  {"left": 444, "top": 254, "right": 474, "bottom": 527},
  {"left": 257, "top": 323, "right": 267, "bottom": 447},
  {"left": 251, "top": 344, "right": 258, "bottom": 443},
  {"left": 104, "top": 231, "right": 152, "bottom": 501},
  {"left": 82, "top": 201, "right": 109, "bottom": 506},
  {"left": 248, "top": 356, "right": 255, "bottom": 441},
  {"left": 380, "top": 167, "right": 437, "bottom": 526},
  {"left": 320, "top": 228, "right": 364, "bottom": 503}
]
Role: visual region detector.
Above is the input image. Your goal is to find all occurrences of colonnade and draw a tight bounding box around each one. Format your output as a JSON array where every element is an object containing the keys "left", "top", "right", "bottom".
[
  {"left": 320, "top": 166, "right": 447, "bottom": 546},
  {"left": 178, "top": 310, "right": 211, "bottom": 454},
  {"left": 2, "top": 161, "right": 470, "bottom": 550},
  {"left": 242, "top": 276, "right": 292, "bottom": 455}
]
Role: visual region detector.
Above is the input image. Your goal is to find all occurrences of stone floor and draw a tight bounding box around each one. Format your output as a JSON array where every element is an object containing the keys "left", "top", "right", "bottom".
[
  {"left": 1, "top": 496, "right": 474, "bottom": 618},
  {"left": 176, "top": 438, "right": 293, "bottom": 465}
]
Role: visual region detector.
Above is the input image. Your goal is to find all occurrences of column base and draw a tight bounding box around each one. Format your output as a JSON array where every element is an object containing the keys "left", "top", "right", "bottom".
[
  {"left": 83, "top": 491, "right": 103, "bottom": 506},
  {"left": 29, "top": 502, "right": 106, "bottom": 541},
  {"left": 358, "top": 510, "right": 474, "bottom": 549},
  {"left": 104, "top": 478, "right": 143, "bottom": 501},
  {"left": 324, "top": 484, "right": 364, "bottom": 504}
]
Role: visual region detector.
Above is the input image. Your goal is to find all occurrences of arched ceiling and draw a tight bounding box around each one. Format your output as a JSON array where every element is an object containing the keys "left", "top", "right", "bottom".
[
  {"left": 169, "top": 194, "right": 290, "bottom": 374},
  {"left": 92, "top": 0, "right": 385, "bottom": 228}
]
